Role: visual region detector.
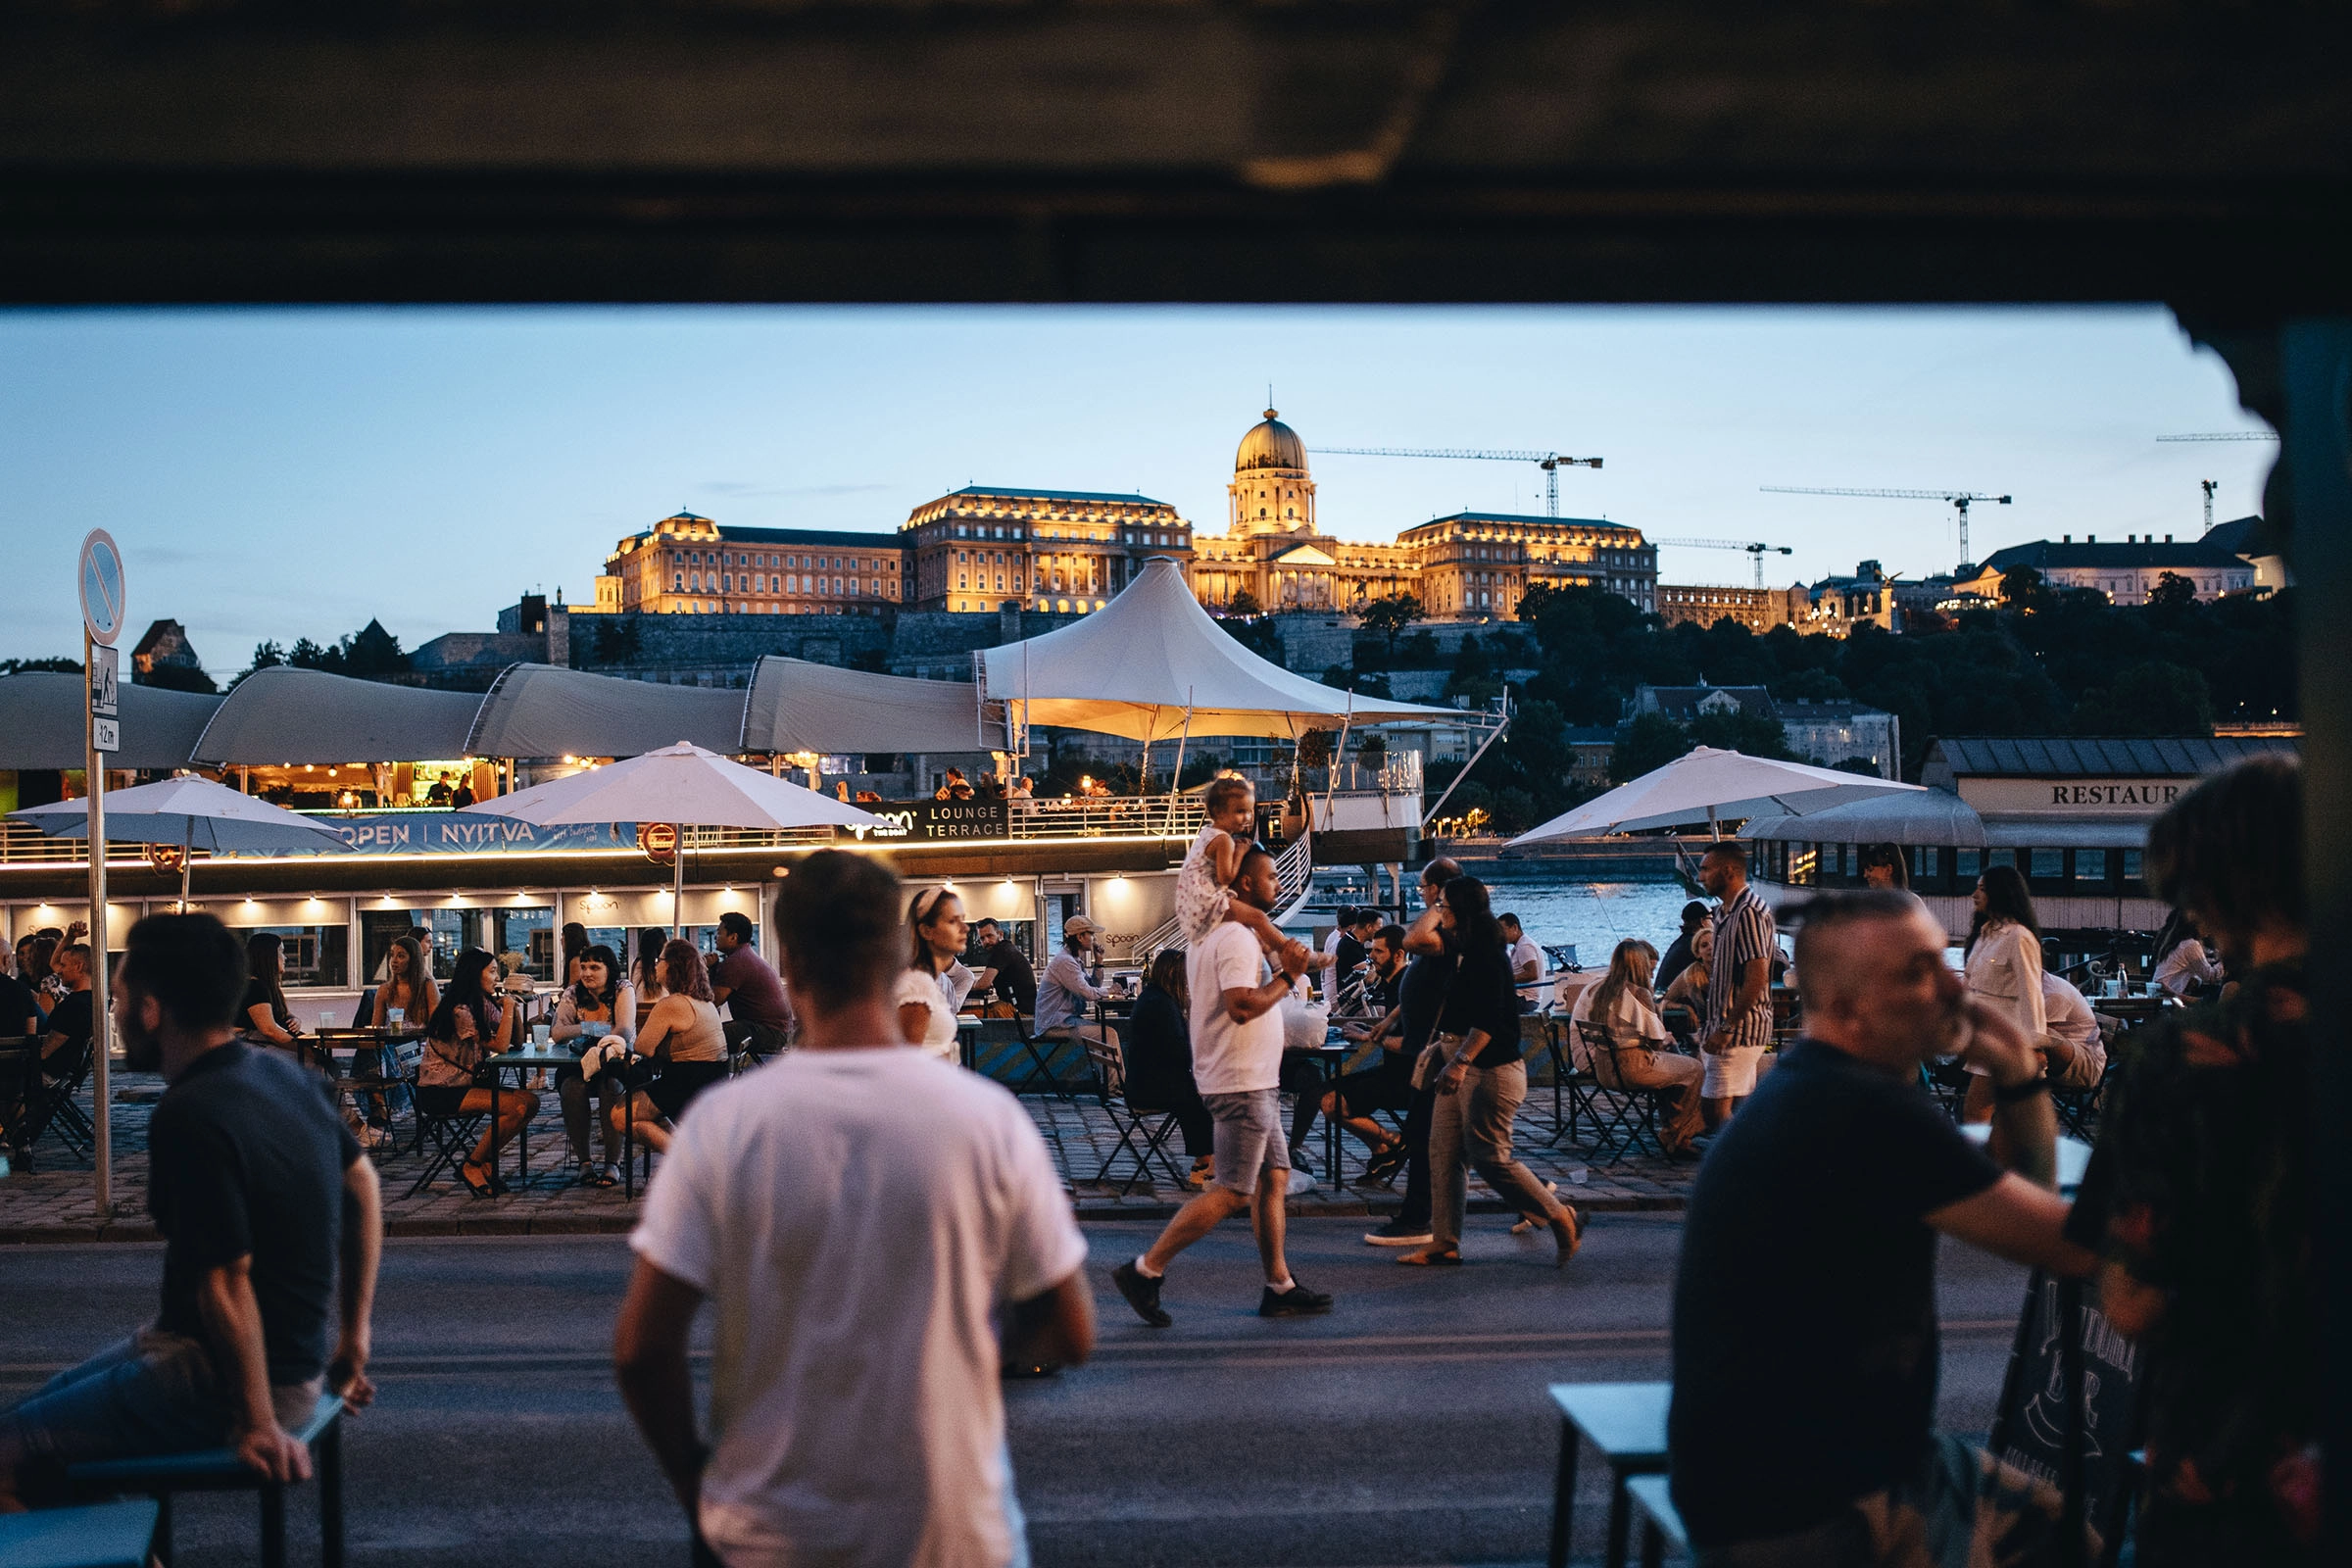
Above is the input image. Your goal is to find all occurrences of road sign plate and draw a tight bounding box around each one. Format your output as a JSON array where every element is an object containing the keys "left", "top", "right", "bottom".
[
  {"left": 93, "top": 716, "right": 121, "bottom": 754},
  {"left": 78, "top": 529, "right": 126, "bottom": 647},
  {"left": 89, "top": 645, "right": 119, "bottom": 719}
]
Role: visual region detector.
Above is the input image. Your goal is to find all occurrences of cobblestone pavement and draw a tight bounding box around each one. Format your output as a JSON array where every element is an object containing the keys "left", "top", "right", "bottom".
[{"left": 2, "top": 1061, "right": 1696, "bottom": 1242}]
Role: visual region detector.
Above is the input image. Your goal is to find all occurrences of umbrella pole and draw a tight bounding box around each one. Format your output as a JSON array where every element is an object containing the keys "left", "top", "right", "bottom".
[
  {"left": 180, "top": 853, "right": 191, "bottom": 913},
  {"left": 672, "top": 825, "right": 686, "bottom": 940},
  {"left": 1164, "top": 695, "right": 1194, "bottom": 836}
]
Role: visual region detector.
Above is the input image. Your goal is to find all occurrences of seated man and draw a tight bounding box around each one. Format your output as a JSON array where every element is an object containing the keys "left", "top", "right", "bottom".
[
  {"left": 1319, "top": 907, "right": 1378, "bottom": 1013},
  {"left": 0, "top": 913, "right": 380, "bottom": 1509},
  {"left": 1320, "top": 925, "right": 1412, "bottom": 1178},
  {"left": 2038, "top": 968, "right": 2105, "bottom": 1091},
  {"left": 1670, "top": 890, "right": 2094, "bottom": 1566},
  {"left": 709, "top": 911, "right": 792, "bottom": 1056},
  {"left": 1500, "top": 912, "right": 1544, "bottom": 1011}
]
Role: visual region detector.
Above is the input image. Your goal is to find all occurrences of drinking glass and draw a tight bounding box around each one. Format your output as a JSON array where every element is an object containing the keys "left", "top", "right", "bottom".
[
  {"left": 386, "top": 1006, "right": 405, "bottom": 1029},
  {"left": 532, "top": 1022, "right": 552, "bottom": 1049}
]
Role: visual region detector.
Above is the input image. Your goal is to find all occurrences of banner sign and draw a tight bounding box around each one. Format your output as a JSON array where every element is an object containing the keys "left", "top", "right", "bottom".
[
  {"left": 834, "top": 801, "right": 1011, "bottom": 843},
  {"left": 228, "top": 813, "right": 641, "bottom": 858}
]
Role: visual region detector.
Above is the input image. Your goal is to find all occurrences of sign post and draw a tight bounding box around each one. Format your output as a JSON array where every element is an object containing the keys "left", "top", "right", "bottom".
[{"left": 77, "top": 529, "right": 125, "bottom": 1220}]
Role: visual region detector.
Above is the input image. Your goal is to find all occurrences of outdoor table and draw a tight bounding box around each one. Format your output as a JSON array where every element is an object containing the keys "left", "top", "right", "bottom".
[
  {"left": 1546, "top": 1381, "right": 1671, "bottom": 1568},
  {"left": 1623, "top": 1474, "right": 1689, "bottom": 1568},
  {"left": 0, "top": 1041, "right": 34, "bottom": 1160},
  {"left": 1296, "top": 1041, "right": 1352, "bottom": 1187},
  {"left": 479, "top": 1044, "right": 582, "bottom": 1190},
  {"left": 2091, "top": 994, "right": 2170, "bottom": 1029},
  {"left": 956, "top": 1015, "right": 982, "bottom": 1072}
]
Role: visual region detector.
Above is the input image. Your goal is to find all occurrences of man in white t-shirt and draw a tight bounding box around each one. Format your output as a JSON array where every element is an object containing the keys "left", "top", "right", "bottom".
[
  {"left": 1110, "top": 846, "right": 1326, "bottom": 1326},
  {"left": 2037, "top": 969, "right": 2107, "bottom": 1090},
  {"left": 1500, "top": 913, "right": 1544, "bottom": 1010},
  {"left": 615, "top": 851, "right": 1093, "bottom": 1568}
]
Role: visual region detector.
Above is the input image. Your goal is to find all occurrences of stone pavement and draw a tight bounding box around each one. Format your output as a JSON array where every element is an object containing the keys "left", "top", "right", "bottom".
[{"left": 1, "top": 1061, "right": 1695, "bottom": 1243}]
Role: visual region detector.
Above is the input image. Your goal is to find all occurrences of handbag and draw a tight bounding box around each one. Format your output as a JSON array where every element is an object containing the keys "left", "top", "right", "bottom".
[{"left": 1410, "top": 1037, "right": 1459, "bottom": 1091}]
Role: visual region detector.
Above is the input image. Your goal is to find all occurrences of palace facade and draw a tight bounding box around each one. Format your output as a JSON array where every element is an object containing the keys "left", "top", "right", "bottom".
[{"left": 598, "top": 511, "right": 906, "bottom": 615}]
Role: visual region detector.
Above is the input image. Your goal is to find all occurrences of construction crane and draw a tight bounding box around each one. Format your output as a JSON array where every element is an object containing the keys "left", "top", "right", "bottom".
[
  {"left": 2156, "top": 432, "right": 2278, "bottom": 442},
  {"left": 2201, "top": 479, "right": 2219, "bottom": 532},
  {"left": 1650, "top": 537, "right": 1794, "bottom": 588},
  {"left": 1309, "top": 446, "right": 1601, "bottom": 516},
  {"left": 1759, "top": 486, "right": 2012, "bottom": 570}
]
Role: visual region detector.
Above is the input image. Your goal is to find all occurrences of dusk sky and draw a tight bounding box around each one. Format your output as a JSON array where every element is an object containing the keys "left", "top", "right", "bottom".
[{"left": 1, "top": 306, "right": 2276, "bottom": 675}]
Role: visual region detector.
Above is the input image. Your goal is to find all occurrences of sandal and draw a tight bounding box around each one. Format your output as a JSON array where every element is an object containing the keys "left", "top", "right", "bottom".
[
  {"left": 459, "top": 1162, "right": 495, "bottom": 1200},
  {"left": 1395, "top": 1248, "right": 1462, "bottom": 1266}
]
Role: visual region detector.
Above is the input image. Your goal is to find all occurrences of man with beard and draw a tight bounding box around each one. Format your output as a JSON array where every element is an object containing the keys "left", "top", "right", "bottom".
[
  {"left": 1670, "top": 890, "right": 2093, "bottom": 1566},
  {"left": 0, "top": 913, "right": 379, "bottom": 1510}
]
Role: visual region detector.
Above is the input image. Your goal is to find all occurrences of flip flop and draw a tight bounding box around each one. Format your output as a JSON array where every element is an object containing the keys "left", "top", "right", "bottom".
[
  {"left": 1396, "top": 1249, "right": 1461, "bottom": 1266},
  {"left": 459, "top": 1163, "right": 495, "bottom": 1200}
]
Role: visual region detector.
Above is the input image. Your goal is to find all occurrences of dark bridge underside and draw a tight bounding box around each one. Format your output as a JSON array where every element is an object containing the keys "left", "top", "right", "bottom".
[{"left": 2, "top": 1, "right": 2346, "bottom": 313}]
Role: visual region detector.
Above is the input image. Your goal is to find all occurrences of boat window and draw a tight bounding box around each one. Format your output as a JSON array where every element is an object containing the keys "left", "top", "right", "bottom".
[
  {"left": 1912, "top": 846, "right": 1938, "bottom": 882},
  {"left": 1985, "top": 849, "right": 2015, "bottom": 871},
  {"left": 2074, "top": 850, "right": 2107, "bottom": 882},
  {"left": 2121, "top": 849, "right": 2143, "bottom": 886},
  {"left": 2031, "top": 848, "right": 2065, "bottom": 882},
  {"left": 1954, "top": 849, "right": 1982, "bottom": 881}
]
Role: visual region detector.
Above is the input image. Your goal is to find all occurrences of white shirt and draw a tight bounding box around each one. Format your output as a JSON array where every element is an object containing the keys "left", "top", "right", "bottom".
[
  {"left": 633, "top": 1050, "right": 1085, "bottom": 1568},
  {"left": 2040, "top": 971, "right": 2103, "bottom": 1063},
  {"left": 1318, "top": 927, "right": 1348, "bottom": 1010},
  {"left": 1508, "top": 933, "right": 1544, "bottom": 993},
  {"left": 894, "top": 966, "right": 964, "bottom": 1062},
  {"left": 1186, "top": 920, "right": 1284, "bottom": 1096},
  {"left": 2152, "top": 939, "right": 2220, "bottom": 997},
  {"left": 1964, "top": 918, "right": 2045, "bottom": 1043},
  {"left": 1566, "top": 983, "right": 1665, "bottom": 1069}
]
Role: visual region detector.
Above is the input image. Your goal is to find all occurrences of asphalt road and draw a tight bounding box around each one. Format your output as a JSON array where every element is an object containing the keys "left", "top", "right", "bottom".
[{"left": 0, "top": 1216, "right": 2035, "bottom": 1567}]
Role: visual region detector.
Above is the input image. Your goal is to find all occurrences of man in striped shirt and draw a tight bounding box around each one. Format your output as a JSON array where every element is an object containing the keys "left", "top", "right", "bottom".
[{"left": 1699, "top": 841, "right": 1778, "bottom": 1128}]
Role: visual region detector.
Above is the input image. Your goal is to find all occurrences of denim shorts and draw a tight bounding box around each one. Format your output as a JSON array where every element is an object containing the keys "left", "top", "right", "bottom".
[
  {"left": 1204, "top": 1088, "right": 1287, "bottom": 1196},
  {"left": 0, "top": 1329, "right": 321, "bottom": 1498}
]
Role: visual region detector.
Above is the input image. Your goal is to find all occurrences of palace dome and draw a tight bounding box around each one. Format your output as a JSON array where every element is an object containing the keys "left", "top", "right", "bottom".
[{"left": 1235, "top": 408, "right": 1308, "bottom": 473}]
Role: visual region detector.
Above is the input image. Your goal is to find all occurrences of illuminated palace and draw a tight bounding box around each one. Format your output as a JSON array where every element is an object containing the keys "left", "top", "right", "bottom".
[{"left": 592, "top": 409, "right": 1655, "bottom": 623}]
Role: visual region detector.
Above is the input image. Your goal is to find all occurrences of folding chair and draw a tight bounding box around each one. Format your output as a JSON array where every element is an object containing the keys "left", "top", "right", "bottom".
[
  {"left": 399, "top": 1044, "right": 488, "bottom": 1198},
  {"left": 1007, "top": 1016, "right": 1077, "bottom": 1102},
  {"left": 1576, "top": 1023, "right": 1669, "bottom": 1164},
  {"left": 1538, "top": 1018, "right": 1610, "bottom": 1151},
  {"left": 1082, "top": 1037, "right": 1187, "bottom": 1195},
  {"left": 9, "top": 1038, "right": 95, "bottom": 1171}
]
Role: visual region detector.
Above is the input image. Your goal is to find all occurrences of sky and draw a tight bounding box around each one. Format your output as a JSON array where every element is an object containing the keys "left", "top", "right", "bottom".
[{"left": 0, "top": 306, "right": 2277, "bottom": 675}]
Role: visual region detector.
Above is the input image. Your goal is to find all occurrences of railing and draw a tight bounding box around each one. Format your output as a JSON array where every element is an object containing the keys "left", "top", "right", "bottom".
[{"left": 1129, "top": 830, "right": 1314, "bottom": 963}]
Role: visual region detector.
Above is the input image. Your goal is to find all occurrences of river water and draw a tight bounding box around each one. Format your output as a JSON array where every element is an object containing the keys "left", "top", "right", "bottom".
[{"left": 1304, "top": 871, "right": 1700, "bottom": 970}]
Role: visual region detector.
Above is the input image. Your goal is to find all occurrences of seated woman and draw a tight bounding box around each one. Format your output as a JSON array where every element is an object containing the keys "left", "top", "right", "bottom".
[
  {"left": 357, "top": 933, "right": 438, "bottom": 1147},
  {"left": 553, "top": 942, "right": 635, "bottom": 1187},
  {"left": 239, "top": 931, "right": 301, "bottom": 1054},
  {"left": 1658, "top": 921, "right": 1713, "bottom": 1043},
  {"left": 419, "top": 948, "right": 538, "bottom": 1199},
  {"left": 1121, "top": 950, "right": 1214, "bottom": 1189},
  {"left": 630, "top": 927, "right": 670, "bottom": 1030},
  {"left": 608, "top": 940, "right": 728, "bottom": 1157},
  {"left": 895, "top": 886, "right": 975, "bottom": 1063},
  {"left": 1574, "top": 938, "right": 1703, "bottom": 1157}
]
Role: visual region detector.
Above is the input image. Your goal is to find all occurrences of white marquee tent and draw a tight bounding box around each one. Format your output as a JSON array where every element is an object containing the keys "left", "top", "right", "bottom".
[{"left": 978, "top": 557, "right": 1469, "bottom": 743}]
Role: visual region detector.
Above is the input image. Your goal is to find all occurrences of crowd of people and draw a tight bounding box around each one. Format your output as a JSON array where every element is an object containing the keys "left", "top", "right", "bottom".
[{"left": 0, "top": 752, "right": 2321, "bottom": 1568}]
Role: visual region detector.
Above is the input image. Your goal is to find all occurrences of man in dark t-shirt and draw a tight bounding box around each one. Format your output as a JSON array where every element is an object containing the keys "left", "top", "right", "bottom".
[
  {"left": 972, "top": 920, "right": 1037, "bottom": 1018},
  {"left": 710, "top": 911, "right": 792, "bottom": 1054},
  {"left": 0, "top": 965, "right": 40, "bottom": 1039},
  {"left": 0, "top": 913, "right": 380, "bottom": 1508},
  {"left": 37, "top": 944, "right": 94, "bottom": 1084},
  {"left": 1669, "top": 890, "right": 2092, "bottom": 1565},
  {"left": 1363, "top": 859, "right": 1461, "bottom": 1248}
]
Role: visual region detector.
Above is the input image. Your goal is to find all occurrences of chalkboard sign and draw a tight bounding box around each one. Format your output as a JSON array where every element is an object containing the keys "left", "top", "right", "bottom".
[{"left": 1988, "top": 1270, "right": 2142, "bottom": 1554}]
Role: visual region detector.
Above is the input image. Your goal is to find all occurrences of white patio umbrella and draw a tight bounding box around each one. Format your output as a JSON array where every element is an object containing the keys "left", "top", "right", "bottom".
[
  {"left": 457, "top": 742, "right": 885, "bottom": 936},
  {"left": 1511, "top": 747, "right": 1925, "bottom": 845},
  {"left": 10, "top": 773, "right": 351, "bottom": 909}
]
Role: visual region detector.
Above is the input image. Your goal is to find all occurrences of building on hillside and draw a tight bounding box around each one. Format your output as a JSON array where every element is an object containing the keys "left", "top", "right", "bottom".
[
  {"left": 130, "top": 619, "right": 204, "bottom": 681},
  {"left": 1565, "top": 725, "right": 1618, "bottom": 785},
  {"left": 900, "top": 487, "right": 1193, "bottom": 613},
  {"left": 598, "top": 511, "right": 908, "bottom": 616},
  {"left": 1804, "top": 561, "right": 1899, "bottom": 635},
  {"left": 2201, "top": 514, "right": 2292, "bottom": 595},
  {"left": 1961, "top": 535, "right": 2256, "bottom": 603},
  {"left": 1777, "top": 700, "right": 1901, "bottom": 779},
  {"left": 1655, "top": 582, "right": 1809, "bottom": 632},
  {"left": 1397, "top": 510, "right": 1657, "bottom": 619},
  {"left": 1631, "top": 683, "right": 1897, "bottom": 777}
]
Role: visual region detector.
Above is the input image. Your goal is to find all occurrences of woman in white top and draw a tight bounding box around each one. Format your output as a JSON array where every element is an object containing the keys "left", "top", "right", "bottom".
[
  {"left": 553, "top": 942, "right": 636, "bottom": 1186},
  {"left": 608, "top": 939, "right": 727, "bottom": 1156},
  {"left": 2151, "top": 917, "right": 2223, "bottom": 998},
  {"left": 1961, "top": 864, "right": 2045, "bottom": 1122},
  {"left": 895, "top": 886, "right": 975, "bottom": 1062},
  {"left": 1572, "top": 939, "right": 1703, "bottom": 1155}
]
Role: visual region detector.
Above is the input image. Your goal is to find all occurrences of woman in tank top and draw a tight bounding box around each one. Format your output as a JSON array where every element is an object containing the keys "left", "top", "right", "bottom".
[{"left": 608, "top": 938, "right": 728, "bottom": 1156}]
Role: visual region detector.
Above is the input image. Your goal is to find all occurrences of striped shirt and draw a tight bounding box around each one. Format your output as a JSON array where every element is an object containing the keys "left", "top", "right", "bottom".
[{"left": 1703, "top": 885, "right": 1778, "bottom": 1051}]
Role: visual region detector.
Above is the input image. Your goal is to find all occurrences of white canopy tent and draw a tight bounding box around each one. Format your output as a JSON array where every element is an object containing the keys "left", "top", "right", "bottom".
[
  {"left": 467, "top": 663, "right": 745, "bottom": 760},
  {"left": 978, "top": 558, "right": 1469, "bottom": 744},
  {"left": 741, "top": 657, "right": 1012, "bottom": 757},
  {"left": 1512, "top": 747, "right": 1926, "bottom": 843}
]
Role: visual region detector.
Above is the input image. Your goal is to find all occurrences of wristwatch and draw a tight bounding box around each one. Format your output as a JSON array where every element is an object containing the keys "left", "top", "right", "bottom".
[{"left": 1990, "top": 1075, "right": 2050, "bottom": 1105}]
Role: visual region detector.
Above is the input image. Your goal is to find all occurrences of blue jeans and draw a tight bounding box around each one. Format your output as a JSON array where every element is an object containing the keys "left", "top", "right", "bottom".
[{"left": 0, "top": 1330, "right": 318, "bottom": 1499}]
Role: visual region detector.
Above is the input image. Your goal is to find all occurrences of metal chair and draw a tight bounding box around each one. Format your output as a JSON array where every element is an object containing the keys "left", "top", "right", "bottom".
[
  {"left": 69, "top": 1390, "right": 344, "bottom": 1568},
  {"left": 1082, "top": 1036, "right": 1188, "bottom": 1195},
  {"left": 399, "top": 1043, "right": 489, "bottom": 1198},
  {"left": 8, "top": 1037, "right": 94, "bottom": 1170},
  {"left": 1576, "top": 1023, "right": 1673, "bottom": 1163}
]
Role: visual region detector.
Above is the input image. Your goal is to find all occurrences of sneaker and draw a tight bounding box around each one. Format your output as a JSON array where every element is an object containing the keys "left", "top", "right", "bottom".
[
  {"left": 1258, "top": 1282, "right": 1335, "bottom": 1317},
  {"left": 1363, "top": 1218, "right": 1434, "bottom": 1247},
  {"left": 355, "top": 1124, "right": 393, "bottom": 1152},
  {"left": 1110, "top": 1260, "right": 1172, "bottom": 1328}
]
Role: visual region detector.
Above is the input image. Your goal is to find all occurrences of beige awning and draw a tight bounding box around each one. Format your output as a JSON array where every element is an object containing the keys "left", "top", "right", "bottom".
[
  {"left": 0, "top": 672, "right": 222, "bottom": 770},
  {"left": 466, "top": 663, "right": 744, "bottom": 760},
  {"left": 741, "top": 657, "right": 1009, "bottom": 756},
  {"left": 189, "top": 665, "right": 482, "bottom": 764}
]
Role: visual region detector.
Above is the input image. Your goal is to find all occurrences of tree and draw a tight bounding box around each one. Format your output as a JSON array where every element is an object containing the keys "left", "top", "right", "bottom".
[
  {"left": 2070, "top": 660, "right": 2214, "bottom": 736},
  {"left": 0, "top": 656, "right": 80, "bottom": 675},
  {"left": 1611, "top": 712, "right": 1692, "bottom": 782},
  {"left": 1221, "top": 614, "right": 1286, "bottom": 664},
  {"left": 230, "top": 640, "right": 287, "bottom": 688},
  {"left": 136, "top": 662, "right": 219, "bottom": 694},
  {"left": 287, "top": 637, "right": 330, "bottom": 668},
  {"left": 1999, "top": 565, "right": 2053, "bottom": 614},
  {"left": 2146, "top": 571, "right": 2197, "bottom": 609},
  {"left": 1446, "top": 633, "right": 1503, "bottom": 709},
  {"left": 1355, "top": 593, "right": 1425, "bottom": 665},
  {"left": 1689, "top": 708, "right": 1794, "bottom": 759},
  {"left": 1226, "top": 589, "right": 1263, "bottom": 618}
]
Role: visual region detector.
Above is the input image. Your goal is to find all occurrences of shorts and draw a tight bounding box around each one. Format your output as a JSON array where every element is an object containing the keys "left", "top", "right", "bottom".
[
  {"left": 1332, "top": 1058, "right": 1415, "bottom": 1118},
  {"left": 415, "top": 1084, "right": 472, "bottom": 1117},
  {"left": 1203, "top": 1088, "right": 1287, "bottom": 1196},
  {"left": 647, "top": 1060, "right": 729, "bottom": 1121},
  {"left": 1702, "top": 1044, "right": 1766, "bottom": 1098}
]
